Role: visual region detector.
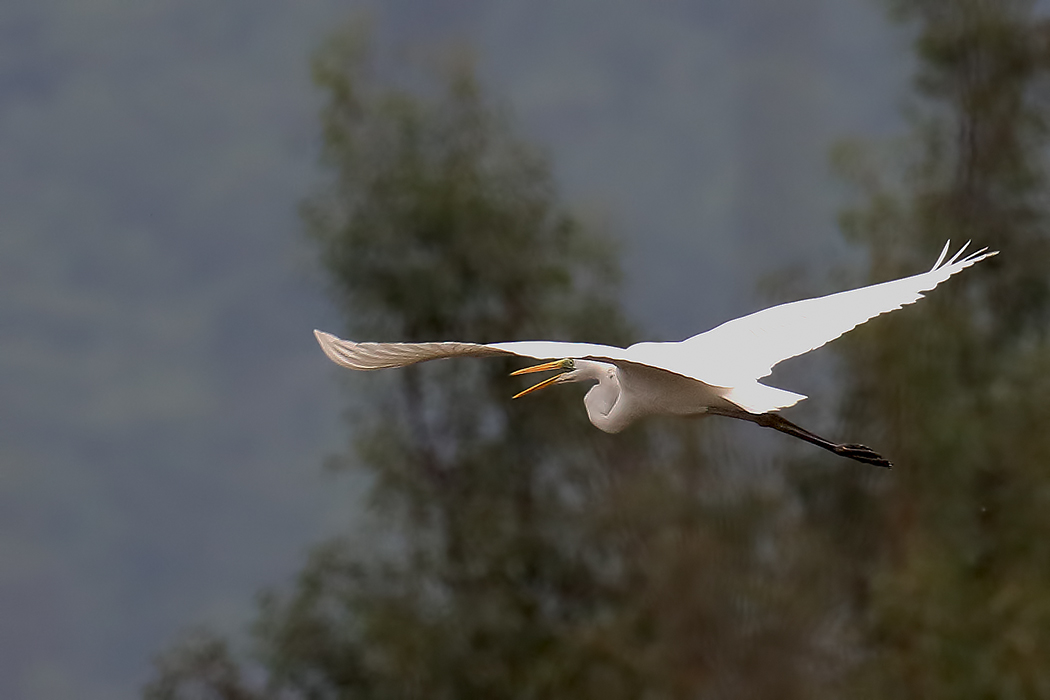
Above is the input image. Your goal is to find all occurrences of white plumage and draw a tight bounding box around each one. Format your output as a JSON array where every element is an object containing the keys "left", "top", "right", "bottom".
[{"left": 315, "top": 241, "right": 996, "bottom": 468}]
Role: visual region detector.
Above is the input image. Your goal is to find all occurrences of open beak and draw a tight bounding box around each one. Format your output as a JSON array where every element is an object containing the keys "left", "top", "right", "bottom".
[{"left": 510, "top": 359, "right": 572, "bottom": 399}]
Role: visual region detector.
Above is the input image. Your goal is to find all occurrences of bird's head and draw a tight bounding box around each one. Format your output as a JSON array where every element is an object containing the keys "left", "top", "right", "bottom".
[{"left": 510, "top": 358, "right": 608, "bottom": 398}]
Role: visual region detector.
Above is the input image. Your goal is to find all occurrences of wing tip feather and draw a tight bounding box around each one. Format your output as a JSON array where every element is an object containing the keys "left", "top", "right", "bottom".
[
  {"left": 931, "top": 240, "right": 998, "bottom": 273},
  {"left": 931, "top": 239, "right": 952, "bottom": 271},
  {"left": 314, "top": 329, "right": 367, "bottom": 370},
  {"left": 314, "top": 329, "right": 336, "bottom": 346},
  {"left": 946, "top": 240, "right": 971, "bottom": 266}
]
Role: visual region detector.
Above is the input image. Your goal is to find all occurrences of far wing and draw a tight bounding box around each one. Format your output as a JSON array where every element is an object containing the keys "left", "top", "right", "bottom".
[
  {"left": 314, "top": 330, "right": 635, "bottom": 370},
  {"left": 658, "top": 241, "right": 996, "bottom": 387},
  {"left": 315, "top": 330, "right": 508, "bottom": 369}
]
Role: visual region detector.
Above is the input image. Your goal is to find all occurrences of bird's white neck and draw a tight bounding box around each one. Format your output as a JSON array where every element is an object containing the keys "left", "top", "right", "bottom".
[{"left": 576, "top": 361, "right": 631, "bottom": 433}]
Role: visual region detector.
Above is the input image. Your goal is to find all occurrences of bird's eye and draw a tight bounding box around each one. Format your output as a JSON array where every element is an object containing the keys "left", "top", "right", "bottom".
[{"left": 565, "top": 359, "right": 575, "bottom": 369}]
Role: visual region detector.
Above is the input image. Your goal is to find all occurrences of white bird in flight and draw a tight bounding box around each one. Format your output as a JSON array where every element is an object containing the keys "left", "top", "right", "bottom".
[{"left": 315, "top": 241, "right": 996, "bottom": 469}]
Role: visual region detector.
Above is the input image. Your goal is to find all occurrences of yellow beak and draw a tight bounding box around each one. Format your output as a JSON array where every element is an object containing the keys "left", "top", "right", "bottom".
[{"left": 510, "top": 359, "right": 573, "bottom": 399}]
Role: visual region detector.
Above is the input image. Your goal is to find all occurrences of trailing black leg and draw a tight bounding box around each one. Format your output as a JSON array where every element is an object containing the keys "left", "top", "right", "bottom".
[{"left": 707, "top": 407, "right": 892, "bottom": 469}]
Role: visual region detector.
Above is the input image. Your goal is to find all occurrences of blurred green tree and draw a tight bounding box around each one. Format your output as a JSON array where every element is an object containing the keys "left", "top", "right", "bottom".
[
  {"left": 825, "top": 0, "right": 1050, "bottom": 696},
  {"left": 145, "top": 20, "right": 836, "bottom": 700}
]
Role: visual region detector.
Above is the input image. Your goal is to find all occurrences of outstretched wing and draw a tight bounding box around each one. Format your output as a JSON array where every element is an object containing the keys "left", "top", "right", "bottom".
[
  {"left": 662, "top": 240, "right": 996, "bottom": 387},
  {"left": 315, "top": 240, "right": 995, "bottom": 402},
  {"left": 314, "top": 330, "right": 636, "bottom": 370}
]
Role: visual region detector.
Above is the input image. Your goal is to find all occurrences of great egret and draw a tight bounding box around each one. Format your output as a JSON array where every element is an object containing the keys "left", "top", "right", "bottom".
[{"left": 315, "top": 241, "right": 996, "bottom": 469}]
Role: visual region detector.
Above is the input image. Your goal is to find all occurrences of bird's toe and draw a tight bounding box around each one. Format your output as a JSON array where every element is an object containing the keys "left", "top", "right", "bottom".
[{"left": 835, "top": 443, "right": 893, "bottom": 469}]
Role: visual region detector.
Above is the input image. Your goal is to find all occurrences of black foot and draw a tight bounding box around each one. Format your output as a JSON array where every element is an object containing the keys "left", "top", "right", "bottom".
[{"left": 834, "top": 443, "right": 893, "bottom": 469}]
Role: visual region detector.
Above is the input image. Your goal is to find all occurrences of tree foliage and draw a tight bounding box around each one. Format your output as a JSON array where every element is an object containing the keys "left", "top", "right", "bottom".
[{"left": 828, "top": 1, "right": 1050, "bottom": 696}]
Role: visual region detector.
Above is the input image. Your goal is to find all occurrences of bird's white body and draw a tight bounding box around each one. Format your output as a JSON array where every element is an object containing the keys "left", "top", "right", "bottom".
[
  {"left": 315, "top": 241, "right": 997, "bottom": 466},
  {"left": 569, "top": 360, "right": 737, "bottom": 433}
]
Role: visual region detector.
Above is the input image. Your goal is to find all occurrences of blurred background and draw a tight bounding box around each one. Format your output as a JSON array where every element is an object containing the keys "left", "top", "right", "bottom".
[{"left": 4, "top": 1, "right": 1050, "bottom": 698}]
